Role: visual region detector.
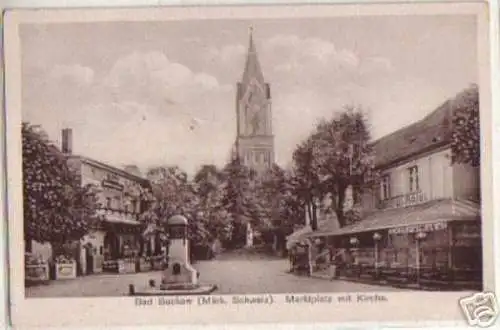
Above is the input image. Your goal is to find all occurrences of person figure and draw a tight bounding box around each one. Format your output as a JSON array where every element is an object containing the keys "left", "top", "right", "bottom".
[{"left": 289, "top": 245, "right": 296, "bottom": 273}]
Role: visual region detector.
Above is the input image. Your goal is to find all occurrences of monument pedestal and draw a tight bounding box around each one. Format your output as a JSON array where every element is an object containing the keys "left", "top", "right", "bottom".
[{"left": 129, "top": 215, "right": 216, "bottom": 296}]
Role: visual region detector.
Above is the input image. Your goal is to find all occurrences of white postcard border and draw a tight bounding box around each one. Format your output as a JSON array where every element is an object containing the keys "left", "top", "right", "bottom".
[{"left": 3, "top": 2, "right": 496, "bottom": 328}]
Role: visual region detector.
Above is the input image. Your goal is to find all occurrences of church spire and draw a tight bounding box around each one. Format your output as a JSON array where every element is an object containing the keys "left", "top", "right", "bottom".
[{"left": 241, "top": 26, "right": 265, "bottom": 86}]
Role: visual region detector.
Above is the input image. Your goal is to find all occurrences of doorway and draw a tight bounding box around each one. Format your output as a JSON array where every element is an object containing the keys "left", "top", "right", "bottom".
[{"left": 85, "top": 245, "right": 94, "bottom": 275}]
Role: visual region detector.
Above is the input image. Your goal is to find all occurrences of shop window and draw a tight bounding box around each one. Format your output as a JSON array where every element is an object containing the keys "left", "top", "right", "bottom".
[
  {"left": 408, "top": 166, "right": 419, "bottom": 192},
  {"left": 380, "top": 174, "right": 391, "bottom": 200}
]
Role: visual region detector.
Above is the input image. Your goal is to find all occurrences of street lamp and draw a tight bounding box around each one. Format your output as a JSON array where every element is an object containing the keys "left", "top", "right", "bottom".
[
  {"left": 349, "top": 237, "right": 359, "bottom": 268},
  {"left": 373, "top": 232, "right": 382, "bottom": 270},
  {"left": 415, "top": 231, "right": 428, "bottom": 286}
]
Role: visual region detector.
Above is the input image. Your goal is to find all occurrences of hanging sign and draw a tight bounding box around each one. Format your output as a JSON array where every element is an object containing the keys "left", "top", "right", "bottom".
[{"left": 388, "top": 221, "right": 447, "bottom": 235}]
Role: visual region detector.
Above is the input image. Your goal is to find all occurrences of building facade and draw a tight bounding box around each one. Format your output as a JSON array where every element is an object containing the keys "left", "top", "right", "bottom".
[
  {"left": 364, "top": 99, "right": 480, "bottom": 210},
  {"left": 234, "top": 28, "right": 274, "bottom": 174},
  {"left": 306, "top": 94, "right": 482, "bottom": 289},
  {"left": 66, "top": 154, "right": 152, "bottom": 275},
  {"left": 28, "top": 129, "right": 160, "bottom": 276}
]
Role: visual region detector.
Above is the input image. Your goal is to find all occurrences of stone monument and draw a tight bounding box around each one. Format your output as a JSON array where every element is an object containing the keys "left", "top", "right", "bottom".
[
  {"left": 160, "top": 215, "right": 198, "bottom": 289},
  {"left": 128, "top": 214, "right": 217, "bottom": 295}
]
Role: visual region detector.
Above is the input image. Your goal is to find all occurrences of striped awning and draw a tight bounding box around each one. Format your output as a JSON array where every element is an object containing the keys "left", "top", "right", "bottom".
[{"left": 308, "top": 198, "right": 480, "bottom": 238}]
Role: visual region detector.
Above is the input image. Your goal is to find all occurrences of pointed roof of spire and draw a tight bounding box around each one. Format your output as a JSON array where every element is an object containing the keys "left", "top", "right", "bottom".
[{"left": 241, "top": 26, "right": 265, "bottom": 86}]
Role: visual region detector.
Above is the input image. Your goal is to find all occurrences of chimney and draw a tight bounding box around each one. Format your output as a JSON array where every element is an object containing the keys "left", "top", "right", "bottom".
[{"left": 61, "top": 128, "right": 73, "bottom": 154}]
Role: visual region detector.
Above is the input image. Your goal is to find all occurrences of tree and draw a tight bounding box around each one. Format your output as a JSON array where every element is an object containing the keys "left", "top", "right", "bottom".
[
  {"left": 451, "top": 84, "right": 480, "bottom": 167},
  {"left": 146, "top": 166, "right": 194, "bottom": 219},
  {"left": 145, "top": 166, "right": 199, "bottom": 244},
  {"left": 219, "top": 157, "right": 257, "bottom": 248},
  {"left": 22, "top": 123, "right": 100, "bottom": 245},
  {"left": 254, "top": 165, "right": 305, "bottom": 250},
  {"left": 290, "top": 107, "right": 376, "bottom": 229},
  {"left": 291, "top": 137, "right": 323, "bottom": 230},
  {"left": 192, "top": 165, "right": 228, "bottom": 241},
  {"left": 257, "top": 165, "right": 302, "bottom": 230},
  {"left": 312, "top": 107, "right": 376, "bottom": 227}
]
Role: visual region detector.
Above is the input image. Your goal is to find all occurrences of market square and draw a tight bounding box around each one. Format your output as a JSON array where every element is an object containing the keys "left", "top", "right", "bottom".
[{"left": 18, "top": 14, "right": 482, "bottom": 297}]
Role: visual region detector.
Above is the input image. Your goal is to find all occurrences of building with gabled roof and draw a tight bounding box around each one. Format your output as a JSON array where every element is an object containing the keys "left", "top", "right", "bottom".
[
  {"left": 28, "top": 128, "right": 161, "bottom": 277},
  {"left": 301, "top": 88, "right": 482, "bottom": 289}
]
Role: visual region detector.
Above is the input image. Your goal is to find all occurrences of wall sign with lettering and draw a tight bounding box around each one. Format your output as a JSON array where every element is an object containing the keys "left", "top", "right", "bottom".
[
  {"left": 102, "top": 180, "right": 124, "bottom": 191},
  {"left": 388, "top": 221, "right": 448, "bottom": 235}
]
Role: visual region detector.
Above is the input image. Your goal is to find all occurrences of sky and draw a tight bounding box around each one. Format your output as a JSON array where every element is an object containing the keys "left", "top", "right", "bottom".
[{"left": 20, "top": 15, "right": 478, "bottom": 176}]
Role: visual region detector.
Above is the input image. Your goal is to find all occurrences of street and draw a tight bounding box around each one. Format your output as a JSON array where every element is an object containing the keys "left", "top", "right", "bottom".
[{"left": 26, "top": 251, "right": 406, "bottom": 297}]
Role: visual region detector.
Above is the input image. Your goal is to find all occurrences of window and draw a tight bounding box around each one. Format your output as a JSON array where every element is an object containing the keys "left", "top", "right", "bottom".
[
  {"left": 408, "top": 166, "right": 419, "bottom": 192},
  {"left": 114, "top": 196, "right": 121, "bottom": 210},
  {"left": 380, "top": 174, "right": 391, "bottom": 200},
  {"left": 255, "top": 151, "right": 262, "bottom": 164},
  {"left": 129, "top": 199, "right": 135, "bottom": 213},
  {"left": 106, "top": 197, "right": 112, "bottom": 208}
]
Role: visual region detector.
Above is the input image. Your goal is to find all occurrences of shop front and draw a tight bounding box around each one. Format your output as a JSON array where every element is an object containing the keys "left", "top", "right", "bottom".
[
  {"left": 101, "top": 216, "right": 143, "bottom": 274},
  {"left": 309, "top": 199, "right": 482, "bottom": 290}
]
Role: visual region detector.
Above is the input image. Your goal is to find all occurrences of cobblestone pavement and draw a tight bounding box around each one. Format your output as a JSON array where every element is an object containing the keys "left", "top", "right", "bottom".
[{"left": 26, "top": 252, "right": 406, "bottom": 297}]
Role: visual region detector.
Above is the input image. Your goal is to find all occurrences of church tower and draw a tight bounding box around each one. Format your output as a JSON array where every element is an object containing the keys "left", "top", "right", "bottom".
[{"left": 234, "top": 27, "right": 274, "bottom": 174}]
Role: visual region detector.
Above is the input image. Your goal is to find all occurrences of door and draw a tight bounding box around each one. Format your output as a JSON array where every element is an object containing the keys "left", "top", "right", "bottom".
[{"left": 85, "top": 245, "right": 94, "bottom": 275}]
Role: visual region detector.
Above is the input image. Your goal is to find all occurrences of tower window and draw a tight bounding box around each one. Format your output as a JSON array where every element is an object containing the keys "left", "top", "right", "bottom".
[{"left": 264, "top": 152, "right": 269, "bottom": 165}]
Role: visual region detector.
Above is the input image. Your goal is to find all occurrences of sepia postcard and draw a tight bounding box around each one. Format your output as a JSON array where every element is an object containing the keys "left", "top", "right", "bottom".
[{"left": 3, "top": 2, "right": 498, "bottom": 328}]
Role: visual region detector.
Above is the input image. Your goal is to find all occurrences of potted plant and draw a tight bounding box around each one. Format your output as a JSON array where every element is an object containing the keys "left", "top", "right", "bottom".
[
  {"left": 54, "top": 255, "right": 77, "bottom": 280},
  {"left": 102, "top": 258, "right": 119, "bottom": 273},
  {"left": 25, "top": 253, "right": 50, "bottom": 285},
  {"left": 137, "top": 255, "right": 152, "bottom": 272}
]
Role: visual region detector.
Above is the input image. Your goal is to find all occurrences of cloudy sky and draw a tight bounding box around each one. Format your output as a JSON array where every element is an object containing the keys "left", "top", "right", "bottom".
[{"left": 20, "top": 15, "right": 477, "bottom": 176}]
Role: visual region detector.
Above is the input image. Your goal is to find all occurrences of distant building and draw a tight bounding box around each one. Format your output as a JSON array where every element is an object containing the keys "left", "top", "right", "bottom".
[
  {"left": 230, "top": 28, "right": 275, "bottom": 247},
  {"left": 233, "top": 27, "right": 274, "bottom": 174}
]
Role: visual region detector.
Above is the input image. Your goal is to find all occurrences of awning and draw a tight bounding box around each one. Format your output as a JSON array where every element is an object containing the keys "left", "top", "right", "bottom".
[
  {"left": 286, "top": 225, "right": 313, "bottom": 249},
  {"left": 308, "top": 198, "right": 480, "bottom": 238},
  {"left": 97, "top": 209, "right": 142, "bottom": 226},
  {"left": 103, "top": 215, "right": 141, "bottom": 226}
]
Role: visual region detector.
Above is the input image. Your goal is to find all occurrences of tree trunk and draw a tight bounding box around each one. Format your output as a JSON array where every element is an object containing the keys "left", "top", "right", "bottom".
[
  {"left": 335, "top": 185, "right": 347, "bottom": 227},
  {"left": 311, "top": 202, "right": 318, "bottom": 231},
  {"left": 306, "top": 202, "right": 313, "bottom": 227}
]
